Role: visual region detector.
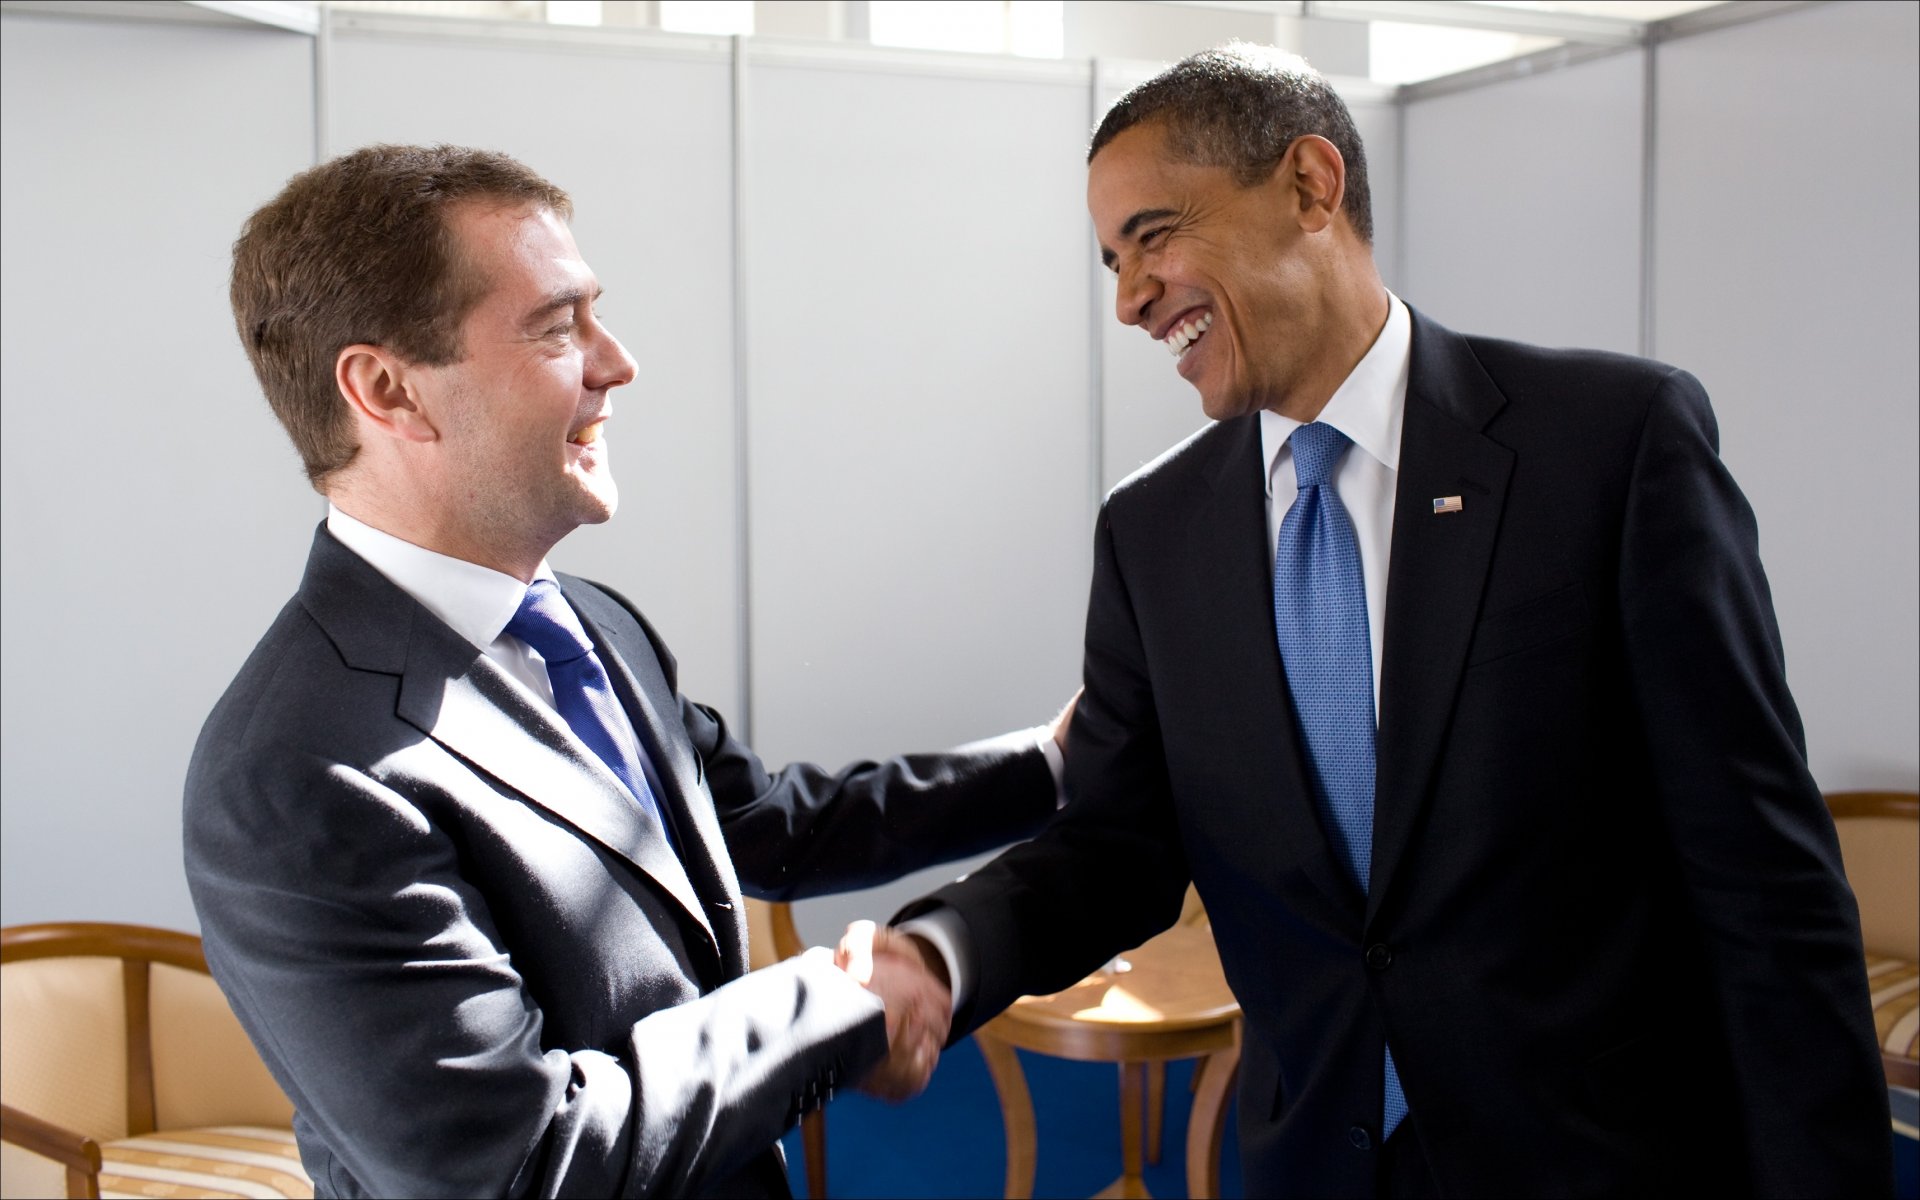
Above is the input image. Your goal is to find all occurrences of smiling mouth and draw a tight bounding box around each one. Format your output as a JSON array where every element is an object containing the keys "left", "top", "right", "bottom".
[
  {"left": 568, "top": 420, "right": 605, "bottom": 446},
  {"left": 1163, "top": 311, "right": 1213, "bottom": 358}
]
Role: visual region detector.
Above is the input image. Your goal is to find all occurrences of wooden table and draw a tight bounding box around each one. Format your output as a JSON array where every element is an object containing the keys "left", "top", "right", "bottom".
[{"left": 973, "top": 915, "right": 1241, "bottom": 1199}]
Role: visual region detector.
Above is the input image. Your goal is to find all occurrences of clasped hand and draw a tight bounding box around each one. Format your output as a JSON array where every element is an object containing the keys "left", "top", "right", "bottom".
[{"left": 835, "top": 919, "right": 950, "bottom": 1102}]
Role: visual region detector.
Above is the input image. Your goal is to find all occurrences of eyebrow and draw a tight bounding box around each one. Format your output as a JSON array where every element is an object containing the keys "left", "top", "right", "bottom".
[
  {"left": 523, "top": 285, "right": 603, "bottom": 326},
  {"left": 1099, "top": 208, "right": 1180, "bottom": 268}
]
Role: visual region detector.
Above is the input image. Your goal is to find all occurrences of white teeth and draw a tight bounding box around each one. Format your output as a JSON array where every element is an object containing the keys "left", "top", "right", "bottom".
[{"left": 1163, "top": 311, "right": 1213, "bottom": 357}]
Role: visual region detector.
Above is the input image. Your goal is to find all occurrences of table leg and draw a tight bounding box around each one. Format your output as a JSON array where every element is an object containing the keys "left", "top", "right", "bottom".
[
  {"left": 1145, "top": 1060, "right": 1165, "bottom": 1166},
  {"left": 1184, "top": 1045, "right": 1241, "bottom": 1200},
  {"left": 975, "top": 1032, "right": 1037, "bottom": 1200},
  {"left": 1094, "top": 1061, "right": 1151, "bottom": 1198},
  {"left": 800, "top": 1109, "right": 827, "bottom": 1199}
]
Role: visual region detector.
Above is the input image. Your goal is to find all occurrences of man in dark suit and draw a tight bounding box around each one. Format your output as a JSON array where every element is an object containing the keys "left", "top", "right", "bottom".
[
  {"left": 185, "top": 144, "right": 1063, "bottom": 1197},
  {"left": 887, "top": 44, "right": 1890, "bottom": 1197}
]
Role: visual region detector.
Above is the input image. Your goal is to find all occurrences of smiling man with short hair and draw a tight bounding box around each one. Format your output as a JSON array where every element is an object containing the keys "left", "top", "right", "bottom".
[
  {"left": 187, "top": 143, "right": 1064, "bottom": 1197},
  {"left": 890, "top": 43, "right": 1891, "bottom": 1198}
]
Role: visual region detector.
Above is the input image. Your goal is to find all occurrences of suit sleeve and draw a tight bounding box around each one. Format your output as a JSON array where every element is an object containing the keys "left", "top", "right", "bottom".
[
  {"left": 894, "top": 503, "right": 1192, "bottom": 1037},
  {"left": 1618, "top": 370, "right": 1891, "bottom": 1196},
  {"left": 596, "top": 589, "right": 1060, "bottom": 901},
  {"left": 187, "top": 745, "right": 887, "bottom": 1199}
]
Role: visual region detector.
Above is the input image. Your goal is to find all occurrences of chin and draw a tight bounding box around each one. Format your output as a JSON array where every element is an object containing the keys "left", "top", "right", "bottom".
[
  {"left": 580, "top": 489, "right": 618, "bottom": 525},
  {"left": 1195, "top": 385, "right": 1257, "bottom": 424},
  {"left": 573, "top": 467, "right": 619, "bottom": 524}
]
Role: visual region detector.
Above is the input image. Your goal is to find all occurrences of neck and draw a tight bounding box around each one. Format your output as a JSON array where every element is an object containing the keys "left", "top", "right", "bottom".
[
  {"left": 1268, "top": 261, "right": 1389, "bottom": 424},
  {"left": 328, "top": 479, "right": 550, "bottom": 584}
]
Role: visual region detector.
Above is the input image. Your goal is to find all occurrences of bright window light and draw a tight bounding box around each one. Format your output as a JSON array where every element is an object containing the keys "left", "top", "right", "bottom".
[
  {"left": 871, "top": 0, "right": 1002, "bottom": 53},
  {"left": 658, "top": 0, "right": 753, "bottom": 36},
  {"left": 1471, "top": 0, "right": 1720, "bottom": 18},
  {"left": 1008, "top": 1, "right": 1064, "bottom": 58},
  {"left": 545, "top": 0, "right": 601, "bottom": 25},
  {"left": 1369, "top": 22, "right": 1562, "bottom": 85}
]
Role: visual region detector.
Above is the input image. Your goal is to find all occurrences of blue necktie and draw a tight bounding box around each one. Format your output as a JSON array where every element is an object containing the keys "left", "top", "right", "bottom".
[
  {"left": 507, "top": 580, "right": 673, "bottom": 849},
  {"left": 1272, "top": 422, "right": 1407, "bottom": 1141}
]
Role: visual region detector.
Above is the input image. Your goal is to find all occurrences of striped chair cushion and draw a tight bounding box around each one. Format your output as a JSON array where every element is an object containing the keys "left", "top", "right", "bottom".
[
  {"left": 1867, "top": 954, "right": 1919, "bottom": 1086},
  {"left": 98, "top": 1125, "right": 312, "bottom": 1199}
]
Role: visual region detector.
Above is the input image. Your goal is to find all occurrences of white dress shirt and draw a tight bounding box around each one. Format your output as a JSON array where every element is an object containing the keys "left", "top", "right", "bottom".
[
  {"left": 912, "top": 292, "right": 1412, "bottom": 1013},
  {"left": 1259, "top": 291, "right": 1411, "bottom": 719},
  {"left": 325, "top": 505, "right": 565, "bottom": 710}
]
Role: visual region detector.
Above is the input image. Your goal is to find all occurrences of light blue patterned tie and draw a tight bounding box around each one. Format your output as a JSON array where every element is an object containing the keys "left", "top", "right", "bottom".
[
  {"left": 1272, "top": 422, "right": 1407, "bottom": 1141},
  {"left": 508, "top": 580, "right": 675, "bottom": 851}
]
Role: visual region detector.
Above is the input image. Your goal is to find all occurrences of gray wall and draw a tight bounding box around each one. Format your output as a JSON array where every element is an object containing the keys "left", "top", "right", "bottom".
[
  {"left": 1400, "top": 0, "right": 1918, "bottom": 793},
  {"left": 1651, "top": 0, "right": 1919, "bottom": 790},
  {"left": 1401, "top": 48, "right": 1644, "bottom": 353},
  {"left": 0, "top": 11, "right": 319, "bottom": 931},
  {"left": 2, "top": 1, "right": 1912, "bottom": 944},
  {"left": 0, "top": 9, "right": 1398, "bottom": 937}
]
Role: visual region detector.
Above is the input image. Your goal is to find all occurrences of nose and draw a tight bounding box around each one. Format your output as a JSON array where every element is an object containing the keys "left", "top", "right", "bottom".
[
  {"left": 1114, "top": 259, "right": 1160, "bottom": 329},
  {"left": 588, "top": 320, "right": 638, "bottom": 392}
]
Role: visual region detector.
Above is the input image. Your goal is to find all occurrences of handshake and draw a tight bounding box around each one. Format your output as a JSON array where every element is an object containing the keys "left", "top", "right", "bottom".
[{"left": 833, "top": 919, "right": 953, "bottom": 1102}]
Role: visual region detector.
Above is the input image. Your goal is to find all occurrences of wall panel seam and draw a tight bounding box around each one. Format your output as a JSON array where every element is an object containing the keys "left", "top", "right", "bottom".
[{"left": 730, "top": 32, "right": 754, "bottom": 744}]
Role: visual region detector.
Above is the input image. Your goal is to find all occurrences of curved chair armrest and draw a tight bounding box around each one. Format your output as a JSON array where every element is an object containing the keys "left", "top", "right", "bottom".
[{"left": 1, "top": 1101, "right": 103, "bottom": 1196}]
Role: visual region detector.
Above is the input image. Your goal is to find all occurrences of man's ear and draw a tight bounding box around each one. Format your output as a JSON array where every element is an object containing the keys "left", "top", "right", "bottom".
[
  {"left": 1283, "top": 135, "right": 1346, "bottom": 235},
  {"left": 336, "top": 344, "right": 438, "bottom": 444}
]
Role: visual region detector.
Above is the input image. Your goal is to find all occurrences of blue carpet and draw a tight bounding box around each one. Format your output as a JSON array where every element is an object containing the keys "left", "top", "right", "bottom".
[
  {"left": 782, "top": 1038, "right": 1242, "bottom": 1199},
  {"left": 784, "top": 1046, "right": 1918, "bottom": 1199},
  {"left": 1892, "top": 1087, "right": 1918, "bottom": 1200}
]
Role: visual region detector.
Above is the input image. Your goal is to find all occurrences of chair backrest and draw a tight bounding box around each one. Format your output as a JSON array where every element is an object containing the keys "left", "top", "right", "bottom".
[
  {"left": 742, "top": 900, "right": 806, "bottom": 972},
  {"left": 0, "top": 923, "right": 294, "bottom": 1145},
  {"left": 1825, "top": 792, "right": 1920, "bottom": 962}
]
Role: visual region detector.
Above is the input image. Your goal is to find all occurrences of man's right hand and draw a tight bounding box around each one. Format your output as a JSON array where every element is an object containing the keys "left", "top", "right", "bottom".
[{"left": 835, "top": 920, "right": 951, "bottom": 1102}]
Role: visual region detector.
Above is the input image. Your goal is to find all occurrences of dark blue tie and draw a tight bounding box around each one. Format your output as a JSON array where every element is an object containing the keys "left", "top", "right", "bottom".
[
  {"left": 1272, "top": 422, "right": 1407, "bottom": 1140},
  {"left": 507, "top": 580, "right": 673, "bottom": 848}
]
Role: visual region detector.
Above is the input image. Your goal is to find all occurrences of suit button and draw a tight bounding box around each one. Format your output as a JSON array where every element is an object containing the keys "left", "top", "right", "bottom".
[
  {"left": 1365, "top": 943, "right": 1393, "bottom": 970},
  {"left": 1348, "top": 1125, "right": 1372, "bottom": 1150}
]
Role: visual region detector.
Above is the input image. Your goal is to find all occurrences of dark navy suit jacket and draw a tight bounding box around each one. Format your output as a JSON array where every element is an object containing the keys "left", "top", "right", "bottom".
[
  {"left": 904, "top": 309, "right": 1890, "bottom": 1197},
  {"left": 186, "top": 528, "right": 1056, "bottom": 1197}
]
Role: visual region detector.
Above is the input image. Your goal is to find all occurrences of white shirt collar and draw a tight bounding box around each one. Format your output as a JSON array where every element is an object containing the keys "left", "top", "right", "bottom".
[
  {"left": 325, "top": 505, "right": 557, "bottom": 653},
  {"left": 1260, "top": 291, "right": 1411, "bottom": 494}
]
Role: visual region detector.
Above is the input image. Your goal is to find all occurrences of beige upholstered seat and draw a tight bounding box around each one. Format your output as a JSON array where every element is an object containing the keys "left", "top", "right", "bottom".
[
  {"left": 0, "top": 923, "right": 309, "bottom": 1199},
  {"left": 1826, "top": 792, "right": 1920, "bottom": 1090}
]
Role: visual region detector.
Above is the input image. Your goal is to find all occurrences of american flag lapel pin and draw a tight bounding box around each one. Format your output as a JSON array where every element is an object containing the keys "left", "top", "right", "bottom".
[{"left": 1432, "top": 495, "right": 1464, "bottom": 515}]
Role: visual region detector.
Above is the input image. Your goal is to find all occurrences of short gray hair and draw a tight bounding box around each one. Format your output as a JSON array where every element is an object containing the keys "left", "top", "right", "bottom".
[{"left": 1089, "top": 43, "right": 1372, "bottom": 244}]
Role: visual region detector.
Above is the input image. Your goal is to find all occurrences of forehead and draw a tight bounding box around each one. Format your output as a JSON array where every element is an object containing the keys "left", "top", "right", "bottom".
[
  {"left": 447, "top": 201, "right": 591, "bottom": 305},
  {"left": 1087, "top": 123, "right": 1234, "bottom": 231}
]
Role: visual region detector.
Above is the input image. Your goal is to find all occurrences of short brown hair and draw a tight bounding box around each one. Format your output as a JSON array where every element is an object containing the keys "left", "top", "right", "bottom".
[
  {"left": 230, "top": 144, "right": 572, "bottom": 489},
  {"left": 1090, "top": 43, "right": 1372, "bottom": 244}
]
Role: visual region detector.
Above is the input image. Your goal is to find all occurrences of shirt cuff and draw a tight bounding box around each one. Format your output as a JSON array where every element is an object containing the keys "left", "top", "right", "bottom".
[
  {"left": 894, "top": 909, "right": 974, "bottom": 1018},
  {"left": 1032, "top": 725, "right": 1067, "bottom": 809}
]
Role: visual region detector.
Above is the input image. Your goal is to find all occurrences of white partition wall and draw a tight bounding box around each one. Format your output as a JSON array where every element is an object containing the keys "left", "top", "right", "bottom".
[
  {"left": 742, "top": 48, "right": 1095, "bottom": 941},
  {"left": 1398, "top": 0, "right": 1917, "bottom": 792},
  {"left": 328, "top": 22, "right": 745, "bottom": 718},
  {"left": 3, "top": 2, "right": 1912, "bottom": 939},
  {"left": 1653, "top": 0, "right": 1919, "bottom": 789},
  {"left": 1401, "top": 49, "right": 1645, "bottom": 352},
  {"left": 0, "top": 10, "right": 317, "bottom": 932}
]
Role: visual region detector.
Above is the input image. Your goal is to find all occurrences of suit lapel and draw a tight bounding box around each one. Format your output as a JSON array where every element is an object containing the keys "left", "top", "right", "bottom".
[
  {"left": 299, "top": 528, "right": 716, "bottom": 956},
  {"left": 1201, "top": 420, "right": 1361, "bottom": 914},
  {"left": 399, "top": 637, "right": 716, "bottom": 954},
  {"left": 1368, "top": 312, "right": 1514, "bottom": 924},
  {"left": 563, "top": 578, "right": 746, "bottom": 976}
]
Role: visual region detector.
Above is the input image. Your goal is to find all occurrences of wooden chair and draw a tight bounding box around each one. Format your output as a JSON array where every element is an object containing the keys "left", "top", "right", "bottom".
[
  {"left": 745, "top": 899, "right": 830, "bottom": 1198},
  {"left": 972, "top": 890, "right": 1241, "bottom": 1199},
  {"left": 0, "top": 922, "right": 309, "bottom": 1199},
  {"left": 1825, "top": 791, "right": 1920, "bottom": 1089}
]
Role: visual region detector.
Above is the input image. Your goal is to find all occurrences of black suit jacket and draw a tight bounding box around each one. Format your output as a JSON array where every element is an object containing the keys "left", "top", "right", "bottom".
[
  {"left": 904, "top": 309, "right": 1890, "bottom": 1197},
  {"left": 185, "top": 527, "right": 1056, "bottom": 1198}
]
